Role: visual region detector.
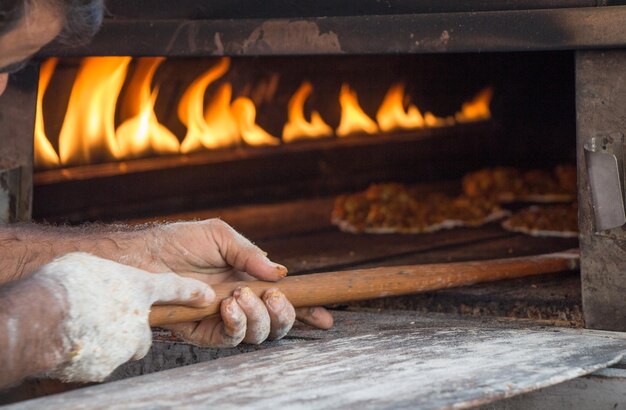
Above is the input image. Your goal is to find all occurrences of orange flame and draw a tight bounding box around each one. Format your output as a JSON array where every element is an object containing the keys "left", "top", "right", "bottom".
[
  {"left": 376, "top": 83, "right": 425, "bottom": 132},
  {"left": 455, "top": 86, "right": 493, "bottom": 123},
  {"left": 231, "top": 97, "right": 280, "bottom": 146},
  {"left": 424, "top": 112, "right": 456, "bottom": 127},
  {"left": 283, "top": 81, "right": 333, "bottom": 142},
  {"left": 34, "top": 56, "right": 497, "bottom": 170},
  {"left": 58, "top": 57, "right": 131, "bottom": 166},
  {"left": 34, "top": 58, "right": 60, "bottom": 169},
  {"left": 336, "top": 84, "right": 378, "bottom": 137},
  {"left": 178, "top": 58, "right": 238, "bottom": 153},
  {"left": 201, "top": 83, "right": 240, "bottom": 149},
  {"left": 116, "top": 57, "right": 180, "bottom": 158}
]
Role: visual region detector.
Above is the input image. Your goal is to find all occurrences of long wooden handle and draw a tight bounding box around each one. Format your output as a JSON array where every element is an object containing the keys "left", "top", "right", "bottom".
[{"left": 149, "top": 249, "right": 580, "bottom": 326}]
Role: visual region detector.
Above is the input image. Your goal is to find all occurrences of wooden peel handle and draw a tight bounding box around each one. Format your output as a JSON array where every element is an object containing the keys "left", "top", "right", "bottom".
[{"left": 149, "top": 249, "right": 580, "bottom": 327}]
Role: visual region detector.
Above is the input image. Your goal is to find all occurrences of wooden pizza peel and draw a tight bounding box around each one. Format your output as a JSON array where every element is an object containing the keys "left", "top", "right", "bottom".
[{"left": 150, "top": 249, "right": 580, "bottom": 326}]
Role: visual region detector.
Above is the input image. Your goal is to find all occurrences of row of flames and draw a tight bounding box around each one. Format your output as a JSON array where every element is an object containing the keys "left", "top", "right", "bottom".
[{"left": 34, "top": 57, "right": 493, "bottom": 169}]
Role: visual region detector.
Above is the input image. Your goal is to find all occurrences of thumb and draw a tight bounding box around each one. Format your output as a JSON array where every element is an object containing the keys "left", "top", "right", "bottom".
[
  {"left": 147, "top": 272, "right": 215, "bottom": 307},
  {"left": 212, "top": 220, "right": 288, "bottom": 281}
]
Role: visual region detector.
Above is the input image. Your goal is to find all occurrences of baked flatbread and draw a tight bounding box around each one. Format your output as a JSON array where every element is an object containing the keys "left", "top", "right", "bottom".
[
  {"left": 332, "top": 165, "right": 577, "bottom": 235},
  {"left": 332, "top": 183, "right": 509, "bottom": 234},
  {"left": 501, "top": 203, "right": 578, "bottom": 238},
  {"left": 462, "top": 165, "right": 576, "bottom": 203}
]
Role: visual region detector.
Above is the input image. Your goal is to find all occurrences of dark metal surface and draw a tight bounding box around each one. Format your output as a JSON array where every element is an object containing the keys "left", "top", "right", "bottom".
[
  {"left": 40, "top": 6, "right": 626, "bottom": 57},
  {"left": 103, "top": 0, "right": 611, "bottom": 20},
  {"left": 0, "top": 64, "right": 38, "bottom": 222},
  {"left": 583, "top": 134, "right": 626, "bottom": 231},
  {"left": 576, "top": 50, "right": 626, "bottom": 331}
]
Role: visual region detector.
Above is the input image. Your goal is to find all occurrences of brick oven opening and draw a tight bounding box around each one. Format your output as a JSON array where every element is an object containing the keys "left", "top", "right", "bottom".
[
  {"left": 32, "top": 52, "right": 575, "bottom": 222},
  {"left": 24, "top": 50, "right": 583, "bottom": 327}
]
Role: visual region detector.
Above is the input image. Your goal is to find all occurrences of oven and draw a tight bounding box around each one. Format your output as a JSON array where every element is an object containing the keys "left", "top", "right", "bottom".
[{"left": 1, "top": 1, "right": 626, "bottom": 408}]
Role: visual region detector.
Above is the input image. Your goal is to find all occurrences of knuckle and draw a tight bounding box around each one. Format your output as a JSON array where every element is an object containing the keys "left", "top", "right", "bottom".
[
  {"left": 263, "top": 288, "right": 288, "bottom": 312},
  {"left": 205, "top": 218, "right": 229, "bottom": 232},
  {"left": 234, "top": 287, "right": 263, "bottom": 311}
]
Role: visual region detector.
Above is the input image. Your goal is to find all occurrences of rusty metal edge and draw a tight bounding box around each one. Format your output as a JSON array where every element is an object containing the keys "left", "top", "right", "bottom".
[{"left": 39, "top": 6, "right": 626, "bottom": 57}]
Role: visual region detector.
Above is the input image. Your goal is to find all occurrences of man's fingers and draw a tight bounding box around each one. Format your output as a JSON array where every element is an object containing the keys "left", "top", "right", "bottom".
[
  {"left": 243, "top": 252, "right": 288, "bottom": 282},
  {"left": 203, "top": 297, "right": 247, "bottom": 347},
  {"left": 165, "top": 318, "right": 224, "bottom": 347},
  {"left": 210, "top": 219, "right": 288, "bottom": 281},
  {"left": 263, "top": 288, "right": 296, "bottom": 340},
  {"left": 296, "top": 306, "right": 334, "bottom": 330},
  {"left": 147, "top": 272, "right": 215, "bottom": 307},
  {"left": 164, "top": 297, "right": 247, "bottom": 347},
  {"left": 233, "top": 287, "right": 271, "bottom": 345}
]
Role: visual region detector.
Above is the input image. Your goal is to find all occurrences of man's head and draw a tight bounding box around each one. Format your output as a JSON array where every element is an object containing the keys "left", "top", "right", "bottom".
[{"left": 0, "top": 0, "right": 104, "bottom": 94}]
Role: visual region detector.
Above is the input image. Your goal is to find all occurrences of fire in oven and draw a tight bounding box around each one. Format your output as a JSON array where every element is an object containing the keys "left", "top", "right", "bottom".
[
  {"left": 34, "top": 56, "right": 492, "bottom": 168},
  {"left": 32, "top": 53, "right": 576, "bottom": 223}
]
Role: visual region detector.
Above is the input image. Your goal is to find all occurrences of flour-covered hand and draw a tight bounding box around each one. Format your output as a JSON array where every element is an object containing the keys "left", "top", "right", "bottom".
[{"left": 34, "top": 252, "right": 213, "bottom": 382}]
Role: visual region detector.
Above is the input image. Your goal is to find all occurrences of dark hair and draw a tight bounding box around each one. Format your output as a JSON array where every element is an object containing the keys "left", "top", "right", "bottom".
[
  {"left": 0, "top": 0, "right": 104, "bottom": 45},
  {"left": 0, "top": 0, "right": 25, "bottom": 35}
]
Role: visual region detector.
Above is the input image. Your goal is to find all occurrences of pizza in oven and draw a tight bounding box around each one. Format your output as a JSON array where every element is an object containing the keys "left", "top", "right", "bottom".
[
  {"left": 462, "top": 165, "right": 576, "bottom": 203},
  {"left": 332, "top": 164, "right": 577, "bottom": 236},
  {"left": 331, "top": 183, "right": 509, "bottom": 234},
  {"left": 501, "top": 202, "right": 578, "bottom": 238}
]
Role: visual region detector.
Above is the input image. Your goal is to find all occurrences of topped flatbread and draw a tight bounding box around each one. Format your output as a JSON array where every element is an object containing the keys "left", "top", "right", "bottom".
[
  {"left": 462, "top": 165, "right": 576, "bottom": 203},
  {"left": 501, "top": 202, "right": 578, "bottom": 238},
  {"left": 331, "top": 183, "right": 509, "bottom": 234},
  {"left": 331, "top": 165, "right": 577, "bottom": 236}
]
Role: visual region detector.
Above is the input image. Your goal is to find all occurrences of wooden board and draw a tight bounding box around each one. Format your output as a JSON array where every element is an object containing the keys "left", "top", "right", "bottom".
[
  {"left": 8, "top": 311, "right": 625, "bottom": 410},
  {"left": 478, "top": 358, "right": 626, "bottom": 409}
]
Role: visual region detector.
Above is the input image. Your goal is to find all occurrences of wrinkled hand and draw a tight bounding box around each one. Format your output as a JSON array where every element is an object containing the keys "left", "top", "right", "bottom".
[
  {"left": 35, "top": 252, "right": 213, "bottom": 382},
  {"left": 137, "top": 219, "right": 333, "bottom": 347}
]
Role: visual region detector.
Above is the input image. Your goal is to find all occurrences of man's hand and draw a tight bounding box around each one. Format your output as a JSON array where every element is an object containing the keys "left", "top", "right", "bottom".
[
  {"left": 0, "top": 219, "right": 334, "bottom": 348},
  {"left": 35, "top": 252, "right": 213, "bottom": 383},
  {"left": 136, "top": 219, "right": 334, "bottom": 347}
]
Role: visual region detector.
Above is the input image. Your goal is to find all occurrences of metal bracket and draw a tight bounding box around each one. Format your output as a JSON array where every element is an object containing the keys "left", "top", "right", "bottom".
[{"left": 583, "top": 132, "right": 626, "bottom": 233}]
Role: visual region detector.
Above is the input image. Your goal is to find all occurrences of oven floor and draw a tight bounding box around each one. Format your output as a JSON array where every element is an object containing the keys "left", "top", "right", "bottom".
[{"left": 132, "top": 196, "right": 581, "bottom": 326}]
